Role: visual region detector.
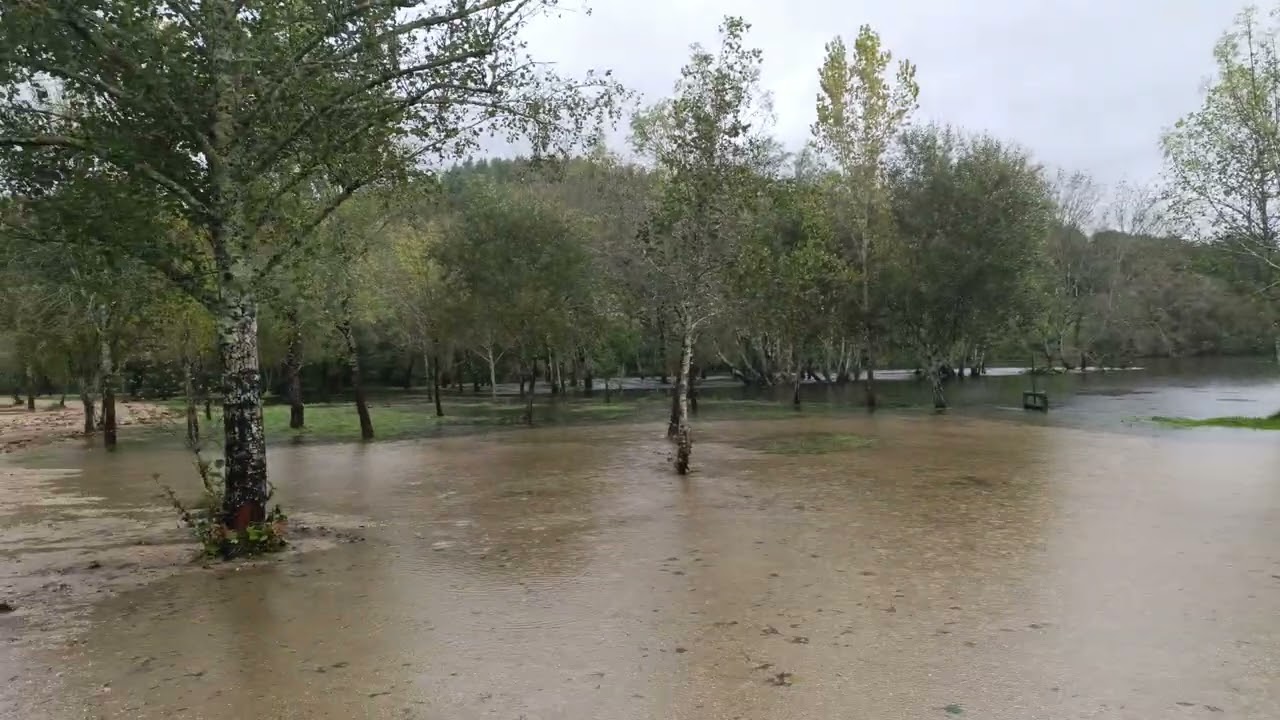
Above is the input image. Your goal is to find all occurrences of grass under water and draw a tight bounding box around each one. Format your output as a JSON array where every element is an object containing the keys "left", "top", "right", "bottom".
[{"left": 1151, "top": 414, "right": 1280, "bottom": 430}]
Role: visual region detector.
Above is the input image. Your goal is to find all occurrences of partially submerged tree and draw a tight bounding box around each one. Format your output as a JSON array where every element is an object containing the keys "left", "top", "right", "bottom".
[
  {"left": 0, "top": 1, "right": 622, "bottom": 529},
  {"left": 810, "top": 26, "right": 918, "bottom": 409},
  {"left": 629, "top": 16, "right": 774, "bottom": 474},
  {"left": 885, "top": 126, "right": 1053, "bottom": 408},
  {"left": 435, "top": 178, "right": 594, "bottom": 424}
]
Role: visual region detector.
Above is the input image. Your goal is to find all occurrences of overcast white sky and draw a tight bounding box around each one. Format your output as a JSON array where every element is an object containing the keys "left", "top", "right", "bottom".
[{"left": 521, "top": 0, "right": 1254, "bottom": 187}]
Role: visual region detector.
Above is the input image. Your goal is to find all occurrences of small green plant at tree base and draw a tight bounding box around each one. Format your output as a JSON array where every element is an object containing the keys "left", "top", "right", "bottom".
[{"left": 157, "top": 451, "right": 288, "bottom": 559}]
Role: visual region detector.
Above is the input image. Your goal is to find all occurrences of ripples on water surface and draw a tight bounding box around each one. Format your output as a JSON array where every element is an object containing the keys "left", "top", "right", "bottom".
[{"left": 1, "top": 358, "right": 1279, "bottom": 719}]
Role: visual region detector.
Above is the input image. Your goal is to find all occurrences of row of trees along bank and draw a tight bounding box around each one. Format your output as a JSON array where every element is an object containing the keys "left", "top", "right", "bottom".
[{"left": 1, "top": 7, "right": 1278, "bottom": 533}]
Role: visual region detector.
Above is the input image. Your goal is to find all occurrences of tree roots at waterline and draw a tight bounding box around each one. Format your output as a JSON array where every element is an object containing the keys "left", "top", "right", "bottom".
[{"left": 675, "top": 426, "right": 693, "bottom": 475}]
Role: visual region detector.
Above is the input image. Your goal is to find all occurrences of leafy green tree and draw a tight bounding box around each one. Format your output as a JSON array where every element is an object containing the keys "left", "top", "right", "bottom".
[
  {"left": 729, "top": 173, "right": 851, "bottom": 404},
  {"left": 884, "top": 126, "right": 1053, "bottom": 408},
  {"left": 810, "top": 25, "right": 918, "bottom": 408},
  {"left": 0, "top": 0, "right": 621, "bottom": 528},
  {"left": 628, "top": 16, "right": 774, "bottom": 474},
  {"left": 436, "top": 178, "right": 594, "bottom": 424},
  {"left": 1163, "top": 5, "right": 1280, "bottom": 361}
]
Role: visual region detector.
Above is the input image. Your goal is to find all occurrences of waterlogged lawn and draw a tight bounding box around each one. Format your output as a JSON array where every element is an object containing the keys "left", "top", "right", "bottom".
[
  {"left": 164, "top": 397, "right": 656, "bottom": 446},
  {"left": 143, "top": 392, "right": 905, "bottom": 447},
  {"left": 751, "top": 432, "right": 876, "bottom": 455},
  {"left": 1152, "top": 414, "right": 1280, "bottom": 430}
]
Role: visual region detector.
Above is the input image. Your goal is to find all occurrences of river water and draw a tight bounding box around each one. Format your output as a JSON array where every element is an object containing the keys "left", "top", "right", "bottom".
[{"left": 2, "top": 359, "right": 1279, "bottom": 719}]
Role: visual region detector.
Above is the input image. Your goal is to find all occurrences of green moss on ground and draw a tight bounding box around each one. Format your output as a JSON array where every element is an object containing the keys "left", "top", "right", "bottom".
[{"left": 1152, "top": 414, "right": 1280, "bottom": 430}]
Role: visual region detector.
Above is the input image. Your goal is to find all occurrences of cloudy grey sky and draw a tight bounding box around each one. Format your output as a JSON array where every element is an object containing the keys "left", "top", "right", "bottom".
[{"left": 522, "top": 0, "right": 1254, "bottom": 186}]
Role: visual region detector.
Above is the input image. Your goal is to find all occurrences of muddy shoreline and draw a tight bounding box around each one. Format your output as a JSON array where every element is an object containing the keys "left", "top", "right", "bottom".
[{"left": 0, "top": 400, "right": 179, "bottom": 455}]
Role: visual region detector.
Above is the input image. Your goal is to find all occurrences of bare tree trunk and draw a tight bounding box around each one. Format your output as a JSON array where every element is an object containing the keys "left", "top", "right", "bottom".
[
  {"left": 582, "top": 352, "right": 594, "bottom": 397},
  {"left": 100, "top": 338, "right": 117, "bottom": 450},
  {"left": 402, "top": 353, "right": 416, "bottom": 390},
  {"left": 420, "top": 349, "right": 433, "bottom": 402},
  {"left": 431, "top": 353, "right": 444, "bottom": 418},
  {"left": 656, "top": 313, "right": 668, "bottom": 385},
  {"left": 926, "top": 353, "right": 947, "bottom": 410},
  {"left": 24, "top": 363, "right": 35, "bottom": 411},
  {"left": 862, "top": 232, "right": 877, "bottom": 410},
  {"left": 667, "top": 382, "right": 680, "bottom": 439},
  {"left": 689, "top": 367, "right": 699, "bottom": 416},
  {"left": 524, "top": 364, "right": 536, "bottom": 425},
  {"left": 285, "top": 312, "right": 305, "bottom": 429},
  {"left": 549, "top": 350, "right": 560, "bottom": 396},
  {"left": 674, "top": 327, "right": 694, "bottom": 475},
  {"left": 183, "top": 359, "right": 200, "bottom": 449},
  {"left": 485, "top": 347, "right": 498, "bottom": 401},
  {"left": 339, "top": 320, "right": 374, "bottom": 441},
  {"left": 79, "top": 376, "right": 95, "bottom": 435},
  {"left": 218, "top": 292, "right": 268, "bottom": 532}
]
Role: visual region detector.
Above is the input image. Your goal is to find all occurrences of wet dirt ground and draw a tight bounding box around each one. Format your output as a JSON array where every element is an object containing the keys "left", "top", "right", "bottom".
[
  {"left": 2, "top": 412, "right": 1279, "bottom": 719},
  {"left": 0, "top": 401, "right": 177, "bottom": 455}
]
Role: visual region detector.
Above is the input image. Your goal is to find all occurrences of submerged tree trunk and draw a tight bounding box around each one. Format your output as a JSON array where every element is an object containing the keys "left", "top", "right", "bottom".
[
  {"left": 99, "top": 339, "right": 117, "bottom": 450},
  {"left": 79, "top": 377, "right": 95, "bottom": 435},
  {"left": 926, "top": 354, "right": 947, "bottom": 410},
  {"left": 339, "top": 320, "right": 374, "bottom": 441},
  {"left": 24, "top": 363, "right": 35, "bottom": 411},
  {"left": 674, "top": 327, "right": 695, "bottom": 475},
  {"left": 285, "top": 312, "right": 305, "bottom": 429},
  {"left": 432, "top": 353, "right": 444, "bottom": 417},
  {"left": 218, "top": 292, "right": 269, "bottom": 532}
]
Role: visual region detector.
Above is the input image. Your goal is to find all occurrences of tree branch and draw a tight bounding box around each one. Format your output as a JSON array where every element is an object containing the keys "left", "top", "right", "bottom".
[
  {"left": 250, "top": 46, "right": 496, "bottom": 176},
  {"left": 0, "top": 135, "right": 211, "bottom": 220}
]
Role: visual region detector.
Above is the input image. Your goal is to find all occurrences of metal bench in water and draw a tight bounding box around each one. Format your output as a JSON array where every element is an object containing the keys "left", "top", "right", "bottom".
[{"left": 1023, "top": 390, "right": 1049, "bottom": 411}]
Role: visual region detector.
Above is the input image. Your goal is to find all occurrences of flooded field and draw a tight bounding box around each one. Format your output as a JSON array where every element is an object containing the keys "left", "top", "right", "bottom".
[{"left": 2, "top": 361, "right": 1280, "bottom": 719}]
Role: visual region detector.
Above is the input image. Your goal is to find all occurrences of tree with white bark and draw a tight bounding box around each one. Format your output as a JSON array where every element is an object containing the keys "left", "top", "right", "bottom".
[
  {"left": 628, "top": 16, "right": 775, "bottom": 474},
  {"left": 1163, "top": 5, "right": 1280, "bottom": 362},
  {"left": 0, "top": 0, "right": 622, "bottom": 531}
]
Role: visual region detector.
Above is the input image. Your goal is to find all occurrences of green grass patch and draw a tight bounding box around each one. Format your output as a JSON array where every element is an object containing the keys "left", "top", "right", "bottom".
[
  {"left": 156, "top": 395, "right": 661, "bottom": 448},
  {"left": 749, "top": 432, "right": 876, "bottom": 455},
  {"left": 147, "top": 391, "right": 907, "bottom": 449},
  {"left": 1152, "top": 414, "right": 1280, "bottom": 430}
]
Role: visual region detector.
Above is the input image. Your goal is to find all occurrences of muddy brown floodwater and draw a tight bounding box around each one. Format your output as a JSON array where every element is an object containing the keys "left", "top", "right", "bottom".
[{"left": 2, "top": 414, "right": 1279, "bottom": 719}]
